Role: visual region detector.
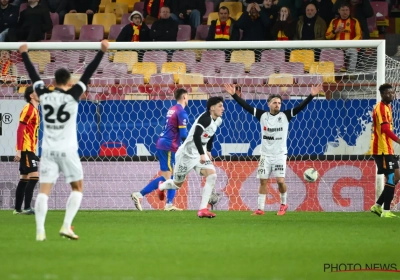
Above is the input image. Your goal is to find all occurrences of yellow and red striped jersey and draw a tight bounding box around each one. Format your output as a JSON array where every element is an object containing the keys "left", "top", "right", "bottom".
[
  {"left": 326, "top": 17, "right": 362, "bottom": 40},
  {"left": 369, "top": 102, "right": 394, "bottom": 155},
  {"left": 17, "top": 103, "right": 39, "bottom": 152}
]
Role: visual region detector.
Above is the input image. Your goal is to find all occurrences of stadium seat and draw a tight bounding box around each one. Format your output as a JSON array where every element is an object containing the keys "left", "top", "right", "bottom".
[
  {"left": 195, "top": 25, "right": 210, "bottom": 40},
  {"left": 249, "top": 62, "right": 275, "bottom": 77},
  {"left": 161, "top": 62, "right": 187, "bottom": 82},
  {"left": 260, "top": 50, "right": 285, "bottom": 72},
  {"left": 177, "top": 25, "right": 191, "bottom": 41},
  {"left": 220, "top": 62, "right": 245, "bottom": 77},
  {"left": 53, "top": 50, "right": 80, "bottom": 70},
  {"left": 191, "top": 62, "right": 217, "bottom": 83},
  {"left": 235, "top": 12, "right": 243, "bottom": 21},
  {"left": 103, "top": 63, "right": 128, "bottom": 75},
  {"left": 149, "top": 73, "right": 175, "bottom": 85},
  {"left": 92, "top": 13, "right": 116, "bottom": 37},
  {"left": 50, "top": 25, "right": 75, "bottom": 41},
  {"left": 297, "top": 75, "right": 324, "bottom": 85},
  {"left": 64, "top": 13, "right": 88, "bottom": 38},
  {"left": 133, "top": 2, "right": 145, "bottom": 16},
  {"left": 143, "top": 51, "right": 168, "bottom": 72},
  {"left": 237, "top": 76, "right": 265, "bottom": 86},
  {"left": 200, "top": 50, "right": 226, "bottom": 71},
  {"left": 132, "top": 62, "right": 157, "bottom": 83},
  {"left": 121, "top": 13, "right": 131, "bottom": 25},
  {"left": 230, "top": 50, "right": 255, "bottom": 72},
  {"left": 178, "top": 73, "right": 204, "bottom": 84},
  {"left": 116, "top": 0, "right": 140, "bottom": 12},
  {"left": 319, "top": 49, "right": 344, "bottom": 72},
  {"left": 118, "top": 74, "right": 145, "bottom": 93},
  {"left": 79, "top": 25, "right": 105, "bottom": 41},
  {"left": 91, "top": 76, "right": 116, "bottom": 85},
  {"left": 13, "top": 62, "right": 39, "bottom": 77},
  {"left": 29, "top": 51, "right": 51, "bottom": 73},
  {"left": 99, "top": 0, "right": 112, "bottom": 13},
  {"left": 309, "top": 62, "right": 335, "bottom": 83},
  {"left": 219, "top": 2, "right": 242, "bottom": 18},
  {"left": 172, "top": 51, "right": 196, "bottom": 72},
  {"left": 203, "top": 2, "right": 214, "bottom": 23},
  {"left": 44, "top": 62, "right": 69, "bottom": 76},
  {"left": 371, "top": 1, "right": 389, "bottom": 26},
  {"left": 19, "top": 3, "right": 28, "bottom": 13},
  {"left": 207, "top": 12, "right": 218, "bottom": 25},
  {"left": 289, "top": 50, "right": 314, "bottom": 72},
  {"left": 113, "top": 51, "right": 138, "bottom": 71},
  {"left": 367, "top": 15, "right": 379, "bottom": 38},
  {"left": 50, "top": 13, "right": 59, "bottom": 26},
  {"left": 268, "top": 73, "right": 294, "bottom": 85},
  {"left": 108, "top": 24, "right": 125, "bottom": 41},
  {"left": 105, "top": 3, "right": 129, "bottom": 24},
  {"left": 279, "top": 62, "right": 304, "bottom": 83}
]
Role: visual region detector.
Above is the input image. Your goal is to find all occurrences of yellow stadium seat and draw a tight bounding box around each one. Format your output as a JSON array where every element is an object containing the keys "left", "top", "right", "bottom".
[
  {"left": 29, "top": 51, "right": 51, "bottom": 73},
  {"left": 207, "top": 12, "right": 219, "bottom": 25},
  {"left": 178, "top": 73, "right": 204, "bottom": 94},
  {"left": 235, "top": 12, "right": 243, "bottom": 21},
  {"left": 116, "top": 0, "right": 140, "bottom": 12},
  {"left": 92, "top": 13, "right": 117, "bottom": 37},
  {"left": 230, "top": 50, "right": 255, "bottom": 72},
  {"left": 99, "top": 0, "right": 112, "bottom": 13},
  {"left": 220, "top": 2, "right": 242, "bottom": 18},
  {"left": 132, "top": 62, "right": 157, "bottom": 83},
  {"left": 114, "top": 51, "right": 138, "bottom": 71},
  {"left": 105, "top": 3, "right": 128, "bottom": 24},
  {"left": 161, "top": 62, "right": 187, "bottom": 83},
  {"left": 309, "top": 62, "right": 335, "bottom": 83},
  {"left": 289, "top": 50, "right": 314, "bottom": 72},
  {"left": 268, "top": 73, "right": 293, "bottom": 85},
  {"left": 64, "top": 13, "right": 87, "bottom": 38}
]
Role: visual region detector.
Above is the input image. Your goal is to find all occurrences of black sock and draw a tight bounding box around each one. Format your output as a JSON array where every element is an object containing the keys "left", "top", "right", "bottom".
[
  {"left": 15, "top": 179, "right": 29, "bottom": 211},
  {"left": 24, "top": 177, "right": 38, "bottom": 210},
  {"left": 383, "top": 185, "right": 395, "bottom": 211},
  {"left": 376, "top": 189, "right": 386, "bottom": 206}
]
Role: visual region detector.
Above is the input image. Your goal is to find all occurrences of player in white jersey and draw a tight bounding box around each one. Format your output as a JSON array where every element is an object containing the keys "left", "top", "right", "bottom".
[
  {"left": 19, "top": 40, "right": 109, "bottom": 241},
  {"left": 225, "top": 84, "right": 322, "bottom": 216},
  {"left": 157, "top": 97, "right": 224, "bottom": 218}
]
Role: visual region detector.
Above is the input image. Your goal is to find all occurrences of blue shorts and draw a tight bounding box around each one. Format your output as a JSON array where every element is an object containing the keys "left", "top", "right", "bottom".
[{"left": 156, "top": 149, "right": 175, "bottom": 172}]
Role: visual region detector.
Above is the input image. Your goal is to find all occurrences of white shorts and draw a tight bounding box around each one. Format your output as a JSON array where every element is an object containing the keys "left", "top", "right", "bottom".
[
  {"left": 173, "top": 149, "right": 215, "bottom": 183},
  {"left": 257, "top": 154, "right": 287, "bottom": 179},
  {"left": 39, "top": 150, "right": 83, "bottom": 184}
]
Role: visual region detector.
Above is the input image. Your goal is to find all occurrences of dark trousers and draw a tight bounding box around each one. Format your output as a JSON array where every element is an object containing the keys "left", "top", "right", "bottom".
[{"left": 8, "top": 27, "right": 45, "bottom": 42}]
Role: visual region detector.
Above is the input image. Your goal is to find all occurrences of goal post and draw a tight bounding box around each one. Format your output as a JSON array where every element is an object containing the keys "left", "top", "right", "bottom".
[{"left": 0, "top": 39, "right": 397, "bottom": 211}]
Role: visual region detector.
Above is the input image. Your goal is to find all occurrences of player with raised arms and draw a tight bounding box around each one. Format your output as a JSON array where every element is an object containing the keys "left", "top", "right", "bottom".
[
  {"left": 131, "top": 89, "right": 189, "bottom": 211},
  {"left": 157, "top": 96, "right": 224, "bottom": 218},
  {"left": 224, "top": 83, "right": 322, "bottom": 216},
  {"left": 19, "top": 40, "right": 109, "bottom": 241}
]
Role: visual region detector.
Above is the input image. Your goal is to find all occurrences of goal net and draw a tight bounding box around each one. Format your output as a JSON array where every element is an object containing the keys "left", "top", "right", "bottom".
[{"left": 0, "top": 40, "right": 398, "bottom": 211}]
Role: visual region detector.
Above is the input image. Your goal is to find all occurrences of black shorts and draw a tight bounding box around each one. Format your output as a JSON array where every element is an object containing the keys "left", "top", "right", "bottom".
[
  {"left": 19, "top": 151, "right": 39, "bottom": 175},
  {"left": 373, "top": 155, "right": 399, "bottom": 175}
]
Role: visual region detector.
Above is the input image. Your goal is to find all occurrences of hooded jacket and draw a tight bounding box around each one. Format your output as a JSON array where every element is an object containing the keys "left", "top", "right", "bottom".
[{"left": 116, "top": 11, "right": 151, "bottom": 42}]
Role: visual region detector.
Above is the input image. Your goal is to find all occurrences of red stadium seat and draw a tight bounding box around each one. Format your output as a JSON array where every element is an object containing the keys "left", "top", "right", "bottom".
[
  {"left": 79, "top": 25, "right": 104, "bottom": 41},
  {"left": 121, "top": 13, "right": 131, "bottom": 25},
  {"left": 200, "top": 50, "right": 225, "bottom": 71},
  {"left": 108, "top": 24, "right": 125, "bottom": 40},
  {"left": 203, "top": 1, "right": 214, "bottom": 23},
  {"left": 133, "top": 2, "right": 144, "bottom": 15},
  {"left": 172, "top": 51, "right": 196, "bottom": 72},
  {"left": 195, "top": 25, "right": 210, "bottom": 40},
  {"left": 319, "top": 49, "right": 344, "bottom": 72},
  {"left": 260, "top": 50, "right": 285, "bottom": 72},
  {"left": 143, "top": 51, "right": 168, "bottom": 72},
  {"left": 50, "top": 25, "right": 75, "bottom": 41},
  {"left": 177, "top": 25, "right": 191, "bottom": 41}
]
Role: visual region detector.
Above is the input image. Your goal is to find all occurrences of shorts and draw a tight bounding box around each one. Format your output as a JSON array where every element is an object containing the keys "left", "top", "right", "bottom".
[
  {"left": 173, "top": 149, "right": 215, "bottom": 183},
  {"left": 257, "top": 154, "right": 287, "bottom": 179},
  {"left": 39, "top": 150, "right": 83, "bottom": 184},
  {"left": 156, "top": 149, "right": 175, "bottom": 172},
  {"left": 373, "top": 154, "right": 399, "bottom": 175},
  {"left": 19, "top": 151, "right": 39, "bottom": 175}
]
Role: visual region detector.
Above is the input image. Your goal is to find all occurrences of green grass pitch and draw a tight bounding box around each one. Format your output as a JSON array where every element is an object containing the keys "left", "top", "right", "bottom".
[{"left": 0, "top": 211, "right": 399, "bottom": 280}]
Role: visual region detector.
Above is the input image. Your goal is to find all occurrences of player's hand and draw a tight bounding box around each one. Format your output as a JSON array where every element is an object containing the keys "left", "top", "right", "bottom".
[
  {"left": 200, "top": 154, "right": 207, "bottom": 164},
  {"left": 69, "top": 9, "right": 77, "bottom": 13},
  {"left": 19, "top": 44, "right": 28, "bottom": 53},
  {"left": 14, "top": 150, "right": 21, "bottom": 162},
  {"left": 86, "top": 9, "right": 94, "bottom": 14},
  {"left": 310, "top": 84, "right": 323, "bottom": 96},
  {"left": 179, "top": 13, "right": 184, "bottom": 19},
  {"left": 224, "top": 84, "right": 236, "bottom": 95},
  {"left": 207, "top": 151, "right": 213, "bottom": 161},
  {"left": 100, "top": 40, "right": 109, "bottom": 52}
]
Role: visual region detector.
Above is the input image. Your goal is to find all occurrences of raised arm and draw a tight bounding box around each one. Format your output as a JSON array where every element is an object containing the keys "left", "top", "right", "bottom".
[
  {"left": 19, "top": 44, "right": 41, "bottom": 84},
  {"left": 80, "top": 40, "right": 109, "bottom": 85}
]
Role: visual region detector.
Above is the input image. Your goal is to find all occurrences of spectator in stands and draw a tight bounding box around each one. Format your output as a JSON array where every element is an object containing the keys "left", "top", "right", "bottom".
[
  {"left": 236, "top": 2, "right": 272, "bottom": 41},
  {"left": 172, "top": 0, "right": 205, "bottom": 32},
  {"left": 271, "top": 6, "right": 297, "bottom": 40},
  {"left": 68, "top": 0, "right": 100, "bottom": 24},
  {"left": 275, "top": 0, "right": 302, "bottom": 20},
  {"left": 150, "top": 6, "right": 178, "bottom": 41},
  {"left": 300, "top": 0, "right": 333, "bottom": 25},
  {"left": 143, "top": 0, "right": 173, "bottom": 24},
  {"left": 116, "top": 11, "right": 150, "bottom": 42},
  {"left": 262, "top": 0, "right": 279, "bottom": 40},
  {"left": 206, "top": 6, "right": 240, "bottom": 41},
  {"left": 326, "top": 2, "right": 361, "bottom": 73},
  {"left": 0, "top": 0, "right": 18, "bottom": 42},
  {"left": 8, "top": 0, "right": 52, "bottom": 42},
  {"left": 41, "top": 0, "right": 68, "bottom": 24},
  {"left": 295, "top": 3, "right": 326, "bottom": 40}
]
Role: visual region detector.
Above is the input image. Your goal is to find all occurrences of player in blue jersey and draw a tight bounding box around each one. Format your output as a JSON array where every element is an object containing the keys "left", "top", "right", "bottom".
[{"left": 131, "top": 89, "right": 189, "bottom": 211}]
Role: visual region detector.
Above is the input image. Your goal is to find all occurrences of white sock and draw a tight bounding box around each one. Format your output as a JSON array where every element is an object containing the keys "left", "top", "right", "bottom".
[
  {"left": 35, "top": 193, "right": 49, "bottom": 234},
  {"left": 199, "top": 174, "right": 217, "bottom": 210},
  {"left": 258, "top": 194, "right": 266, "bottom": 210},
  {"left": 62, "top": 191, "right": 83, "bottom": 230},
  {"left": 135, "top": 192, "right": 143, "bottom": 199},
  {"left": 165, "top": 203, "right": 172, "bottom": 208},
  {"left": 159, "top": 179, "right": 179, "bottom": 190},
  {"left": 280, "top": 192, "right": 287, "bottom": 205}
]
